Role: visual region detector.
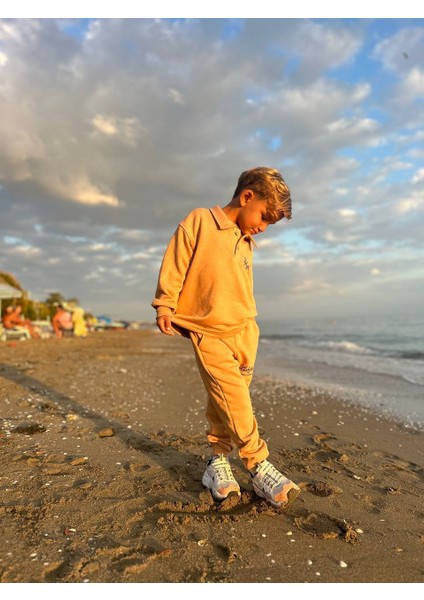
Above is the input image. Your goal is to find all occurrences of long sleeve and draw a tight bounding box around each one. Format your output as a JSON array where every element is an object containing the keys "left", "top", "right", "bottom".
[{"left": 152, "top": 224, "right": 194, "bottom": 317}]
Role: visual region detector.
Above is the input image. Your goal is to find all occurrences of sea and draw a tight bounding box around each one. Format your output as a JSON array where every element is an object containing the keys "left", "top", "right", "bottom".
[{"left": 256, "top": 313, "right": 424, "bottom": 430}]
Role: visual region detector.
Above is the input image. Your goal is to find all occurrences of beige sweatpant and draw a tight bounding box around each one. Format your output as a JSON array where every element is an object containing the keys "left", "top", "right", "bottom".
[{"left": 189, "top": 319, "right": 269, "bottom": 471}]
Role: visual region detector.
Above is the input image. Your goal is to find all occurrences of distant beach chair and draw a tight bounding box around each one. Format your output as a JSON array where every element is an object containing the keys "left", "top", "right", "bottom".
[{"left": 0, "top": 323, "right": 30, "bottom": 341}]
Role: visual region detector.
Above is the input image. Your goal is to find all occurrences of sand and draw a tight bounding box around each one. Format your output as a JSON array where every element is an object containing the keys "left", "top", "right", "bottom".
[{"left": 0, "top": 330, "right": 423, "bottom": 583}]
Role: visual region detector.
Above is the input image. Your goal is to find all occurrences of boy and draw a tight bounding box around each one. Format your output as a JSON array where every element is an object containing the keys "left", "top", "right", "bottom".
[{"left": 152, "top": 167, "right": 300, "bottom": 508}]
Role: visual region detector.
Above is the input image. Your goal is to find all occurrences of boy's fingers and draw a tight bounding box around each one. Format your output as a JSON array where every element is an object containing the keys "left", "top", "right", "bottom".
[{"left": 157, "top": 316, "right": 175, "bottom": 335}]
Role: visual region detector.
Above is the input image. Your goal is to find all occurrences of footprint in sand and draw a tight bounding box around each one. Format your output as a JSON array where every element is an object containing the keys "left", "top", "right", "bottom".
[
  {"left": 306, "top": 481, "right": 342, "bottom": 497},
  {"left": 294, "top": 512, "right": 357, "bottom": 543},
  {"left": 13, "top": 422, "right": 46, "bottom": 435}
]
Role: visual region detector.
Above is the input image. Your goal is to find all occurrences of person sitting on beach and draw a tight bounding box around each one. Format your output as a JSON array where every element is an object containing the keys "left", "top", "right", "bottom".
[
  {"left": 52, "top": 304, "right": 73, "bottom": 338},
  {"left": 71, "top": 306, "right": 88, "bottom": 338},
  {"left": 2, "top": 305, "right": 39, "bottom": 339},
  {"left": 152, "top": 167, "right": 300, "bottom": 508}
]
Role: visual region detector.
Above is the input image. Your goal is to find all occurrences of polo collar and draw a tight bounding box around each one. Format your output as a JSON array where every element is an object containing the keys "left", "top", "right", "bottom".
[
  {"left": 209, "top": 205, "right": 257, "bottom": 248},
  {"left": 209, "top": 205, "right": 237, "bottom": 230}
]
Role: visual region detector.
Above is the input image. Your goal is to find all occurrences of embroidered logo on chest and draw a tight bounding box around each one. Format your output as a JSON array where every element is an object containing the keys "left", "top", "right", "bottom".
[{"left": 243, "top": 257, "right": 250, "bottom": 271}]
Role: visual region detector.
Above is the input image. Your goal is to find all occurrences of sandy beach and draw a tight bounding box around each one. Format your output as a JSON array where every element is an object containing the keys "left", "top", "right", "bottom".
[{"left": 1, "top": 329, "right": 423, "bottom": 583}]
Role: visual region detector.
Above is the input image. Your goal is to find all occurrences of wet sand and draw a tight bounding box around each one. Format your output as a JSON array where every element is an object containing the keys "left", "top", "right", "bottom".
[
  {"left": 256, "top": 345, "right": 424, "bottom": 430},
  {"left": 1, "top": 330, "right": 423, "bottom": 583}
]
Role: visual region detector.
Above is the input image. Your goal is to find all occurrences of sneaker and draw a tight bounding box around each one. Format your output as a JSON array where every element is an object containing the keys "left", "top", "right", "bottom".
[
  {"left": 202, "top": 454, "right": 241, "bottom": 501},
  {"left": 251, "top": 459, "right": 300, "bottom": 508}
]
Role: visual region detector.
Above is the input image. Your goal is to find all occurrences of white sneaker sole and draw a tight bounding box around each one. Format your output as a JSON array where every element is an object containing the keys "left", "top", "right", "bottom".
[
  {"left": 253, "top": 483, "right": 301, "bottom": 508},
  {"left": 202, "top": 471, "right": 241, "bottom": 501}
]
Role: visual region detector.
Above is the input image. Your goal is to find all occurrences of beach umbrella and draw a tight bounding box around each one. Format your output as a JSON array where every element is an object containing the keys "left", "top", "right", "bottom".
[{"left": 0, "top": 283, "right": 23, "bottom": 316}]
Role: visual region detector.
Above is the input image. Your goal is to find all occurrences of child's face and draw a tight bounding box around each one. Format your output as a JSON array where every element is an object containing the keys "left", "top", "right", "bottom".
[{"left": 237, "top": 195, "right": 276, "bottom": 236}]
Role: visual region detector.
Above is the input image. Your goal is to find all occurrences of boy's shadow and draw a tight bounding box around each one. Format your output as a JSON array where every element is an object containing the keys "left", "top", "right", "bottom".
[
  {"left": 1, "top": 364, "right": 304, "bottom": 519},
  {"left": 0, "top": 363, "right": 206, "bottom": 496}
]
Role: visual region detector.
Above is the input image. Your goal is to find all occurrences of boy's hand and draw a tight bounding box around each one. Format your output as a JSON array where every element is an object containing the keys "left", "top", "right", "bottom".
[{"left": 156, "top": 315, "right": 175, "bottom": 336}]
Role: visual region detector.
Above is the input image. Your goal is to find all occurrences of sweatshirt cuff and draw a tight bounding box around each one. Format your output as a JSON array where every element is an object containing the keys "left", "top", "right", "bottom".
[{"left": 156, "top": 306, "right": 174, "bottom": 318}]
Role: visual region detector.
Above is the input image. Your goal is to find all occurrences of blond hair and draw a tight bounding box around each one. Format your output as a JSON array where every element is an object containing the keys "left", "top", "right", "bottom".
[{"left": 233, "top": 167, "right": 292, "bottom": 221}]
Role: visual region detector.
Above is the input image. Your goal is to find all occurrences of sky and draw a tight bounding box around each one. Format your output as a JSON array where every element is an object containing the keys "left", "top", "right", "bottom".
[{"left": 1, "top": 11, "right": 423, "bottom": 322}]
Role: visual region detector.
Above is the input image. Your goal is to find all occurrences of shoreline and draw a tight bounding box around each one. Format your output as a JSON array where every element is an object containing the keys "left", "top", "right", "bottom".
[
  {"left": 1, "top": 330, "right": 423, "bottom": 583},
  {"left": 256, "top": 343, "right": 424, "bottom": 432}
]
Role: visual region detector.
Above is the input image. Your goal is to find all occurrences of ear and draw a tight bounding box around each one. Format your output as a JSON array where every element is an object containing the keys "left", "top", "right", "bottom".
[{"left": 239, "top": 189, "right": 255, "bottom": 206}]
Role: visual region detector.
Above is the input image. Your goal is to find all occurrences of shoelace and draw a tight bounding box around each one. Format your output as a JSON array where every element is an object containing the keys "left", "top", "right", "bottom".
[
  {"left": 211, "top": 457, "right": 233, "bottom": 483},
  {"left": 257, "top": 461, "right": 285, "bottom": 492}
]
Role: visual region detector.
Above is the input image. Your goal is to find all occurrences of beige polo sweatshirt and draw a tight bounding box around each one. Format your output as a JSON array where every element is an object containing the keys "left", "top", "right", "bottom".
[{"left": 152, "top": 205, "right": 257, "bottom": 337}]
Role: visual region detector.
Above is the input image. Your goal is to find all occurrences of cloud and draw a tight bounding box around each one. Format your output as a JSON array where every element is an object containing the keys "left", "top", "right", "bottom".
[
  {"left": 373, "top": 26, "right": 424, "bottom": 102},
  {"left": 292, "top": 278, "right": 334, "bottom": 294},
  {"left": 395, "top": 191, "right": 424, "bottom": 214},
  {"left": 412, "top": 168, "right": 424, "bottom": 184},
  {"left": 284, "top": 19, "right": 363, "bottom": 79},
  {"left": 404, "top": 67, "right": 424, "bottom": 98},
  {"left": 50, "top": 177, "right": 122, "bottom": 207},
  {"left": 373, "top": 27, "right": 424, "bottom": 73},
  {"left": 323, "top": 230, "right": 360, "bottom": 244},
  {"left": 0, "top": 18, "right": 370, "bottom": 232},
  {"left": 91, "top": 114, "right": 144, "bottom": 145},
  {"left": 6, "top": 244, "right": 42, "bottom": 257},
  {"left": 337, "top": 208, "right": 357, "bottom": 218},
  {"left": 91, "top": 115, "right": 119, "bottom": 136}
]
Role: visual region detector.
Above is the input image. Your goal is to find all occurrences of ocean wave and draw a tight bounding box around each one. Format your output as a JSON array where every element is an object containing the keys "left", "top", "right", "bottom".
[
  {"left": 309, "top": 342, "right": 424, "bottom": 361},
  {"left": 393, "top": 350, "right": 424, "bottom": 361},
  {"left": 312, "top": 340, "right": 375, "bottom": 355},
  {"left": 260, "top": 336, "right": 375, "bottom": 355},
  {"left": 260, "top": 334, "right": 307, "bottom": 341},
  {"left": 260, "top": 334, "right": 424, "bottom": 362}
]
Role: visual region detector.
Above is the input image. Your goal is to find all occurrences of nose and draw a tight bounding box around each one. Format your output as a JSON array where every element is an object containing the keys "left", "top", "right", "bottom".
[{"left": 258, "top": 223, "right": 268, "bottom": 233}]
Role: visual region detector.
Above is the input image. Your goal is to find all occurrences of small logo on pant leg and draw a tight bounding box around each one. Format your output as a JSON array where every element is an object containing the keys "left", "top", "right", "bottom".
[
  {"left": 240, "top": 364, "right": 253, "bottom": 376},
  {"left": 243, "top": 257, "right": 250, "bottom": 271}
]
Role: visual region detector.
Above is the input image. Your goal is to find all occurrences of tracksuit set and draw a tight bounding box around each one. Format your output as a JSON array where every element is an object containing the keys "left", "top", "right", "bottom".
[{"left": 152, "top": 206, "right": 269, "bottom": 470}]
